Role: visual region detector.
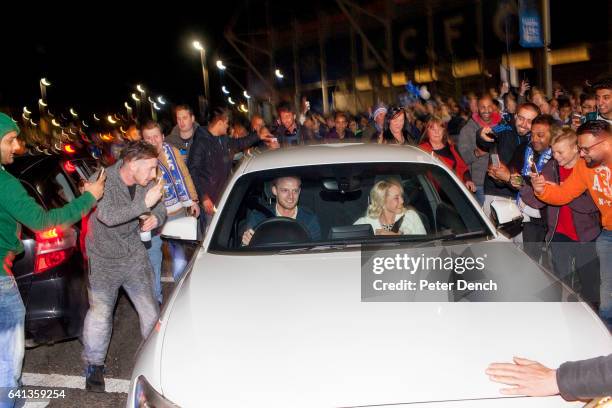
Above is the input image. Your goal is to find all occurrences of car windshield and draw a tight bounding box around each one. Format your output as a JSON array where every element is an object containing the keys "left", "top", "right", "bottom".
[{"left": 210, "top": 162, "right": 491, "bottom": 252}]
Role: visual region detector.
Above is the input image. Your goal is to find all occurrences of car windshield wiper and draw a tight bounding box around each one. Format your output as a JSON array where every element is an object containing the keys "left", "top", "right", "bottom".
[
  {"left": 278, "top": 242, "right": 359, "bottom": 254},
  {"left": 265, "top": 231, "right": 489, "bottom": 254},
  {"left": 410, "top": 230, "right": 489, "bottom": 247}
]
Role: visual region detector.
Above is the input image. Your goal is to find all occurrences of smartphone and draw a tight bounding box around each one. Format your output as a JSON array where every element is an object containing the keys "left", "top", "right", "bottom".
[
  {"left": 96, "top": 167, "right": 105, "bottom": 181},
  {"left": 530, "top": 161, "right": 539, "bottom": 176},
  {"left": 75, "top": 165, "right": 87, "bottom": 181},
  {"left": 490, "top": 153, "right": 501, "bottom": 167}
]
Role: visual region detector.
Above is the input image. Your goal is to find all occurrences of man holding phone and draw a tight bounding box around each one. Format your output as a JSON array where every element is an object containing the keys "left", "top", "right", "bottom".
[
  {"left": 141, "top": 120, "right": 200, "bottom": 302},
  {"left": 0, "top": 113, "right": 105, "bottom": 407},
  {"left": 489, "top": 115, "right": 555, "bottom": 260},
  {"left": 82, "top": 141, "right": 165, "bottom": 393},
  {"left": 477, "top": 102, "right": 540, "bottom": 217}
]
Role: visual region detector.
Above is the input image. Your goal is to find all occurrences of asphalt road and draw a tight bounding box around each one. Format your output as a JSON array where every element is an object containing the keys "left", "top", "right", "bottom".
[{"left": 20, "top": 242, "right": 196, "bottom": 408}]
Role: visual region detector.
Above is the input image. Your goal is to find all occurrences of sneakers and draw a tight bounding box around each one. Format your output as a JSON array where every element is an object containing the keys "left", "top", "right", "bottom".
[{"left": 85, "top": 364, "right": 105, "bottom": 393}]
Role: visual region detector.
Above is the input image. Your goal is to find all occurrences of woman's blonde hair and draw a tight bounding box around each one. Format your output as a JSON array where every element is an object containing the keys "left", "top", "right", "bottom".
[{"left": 367, "top": 179, "right": 405, "bottom": 218}]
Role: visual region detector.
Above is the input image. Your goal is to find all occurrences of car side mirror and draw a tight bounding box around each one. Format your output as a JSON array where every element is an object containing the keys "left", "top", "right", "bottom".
[
  {"left": 490, "top": 200, "right": 523, "bottom": 236},
  {"left": 161, "top": 215, "right": 199, "bottom": 241}
]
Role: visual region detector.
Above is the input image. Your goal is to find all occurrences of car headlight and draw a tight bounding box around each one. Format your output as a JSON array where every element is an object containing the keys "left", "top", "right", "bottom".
[{"left": 133, "top": 375, "right": 180, "bottom": 408}]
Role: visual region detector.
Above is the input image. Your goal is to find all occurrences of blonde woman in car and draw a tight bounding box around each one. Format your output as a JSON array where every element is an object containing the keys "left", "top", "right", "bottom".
[{"left": 354, "top": 179, "right": 426, "bottom": 236}]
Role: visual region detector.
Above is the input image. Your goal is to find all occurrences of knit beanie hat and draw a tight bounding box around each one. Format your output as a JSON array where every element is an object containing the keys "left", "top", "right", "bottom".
[
  {"left": 371, "top": 103, "right": 388, "bottom": 120},
  {"left": 0, "top": 113, "right": 19, "bottom": 140}
]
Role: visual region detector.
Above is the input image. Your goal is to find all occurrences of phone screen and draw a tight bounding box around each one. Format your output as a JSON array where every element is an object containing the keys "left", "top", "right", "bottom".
[
  {"left": 96, "top": 167, "right": 105, "bottom": 181},
  {"left": 491, "top": 153, "right": 501, "bottom": 167}
]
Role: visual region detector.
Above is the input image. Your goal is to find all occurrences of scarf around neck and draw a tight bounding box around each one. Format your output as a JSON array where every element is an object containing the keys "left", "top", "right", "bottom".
[
  {"left": 160, "top": 143, "right": 193, "bottom": 213},
  {"left": 472, "top": 111, "right": 502, "bottom": 129}
]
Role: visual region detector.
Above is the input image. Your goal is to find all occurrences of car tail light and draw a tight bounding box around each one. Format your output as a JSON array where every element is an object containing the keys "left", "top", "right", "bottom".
[
  {"left": 63, "top": 161, "right": 76, "bottom": 173},
  {"left": 34, "top": 227, "right": 77, "bottom": 274},
  {"left": 63, "top": 144, "right": 76, "bottom": 154}
]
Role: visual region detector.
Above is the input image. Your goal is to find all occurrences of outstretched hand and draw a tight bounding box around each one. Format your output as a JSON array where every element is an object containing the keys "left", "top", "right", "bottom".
[{"left": 486, "top": 357, "right": 559, "bottom": 397}]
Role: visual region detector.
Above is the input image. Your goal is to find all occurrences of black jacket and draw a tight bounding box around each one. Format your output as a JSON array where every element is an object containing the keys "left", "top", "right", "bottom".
[
  {"left": 476, "top": 124, "right": 529, "bottom": 198},
  {"left": 274, "top": 124, "right": 312, "bottom": 147},
  {"left": 187, "top": 127, "right": 259, "bottom": 204}
]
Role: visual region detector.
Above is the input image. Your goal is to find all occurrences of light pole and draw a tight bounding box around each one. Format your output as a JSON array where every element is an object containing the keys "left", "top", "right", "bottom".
[
  {"left": 217, "top": 59, "right": 253, "bottom": 116},
  {"left": 39, "top": 78, "right": 51, "bottom": 115},
  {"left": 136, "top": 84, "right": 146, "bottom": 121},
  {"left": 131, "top": 92, "right": 141, "bottom": 122},
  {"left": 193, "top": 41, "right": 210, "bottom": 116}
]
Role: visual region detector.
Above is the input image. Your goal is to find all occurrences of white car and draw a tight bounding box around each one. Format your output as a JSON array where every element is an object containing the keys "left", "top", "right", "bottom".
[{"left": 128, "top": 143, "right": 610, "bottom": 407}]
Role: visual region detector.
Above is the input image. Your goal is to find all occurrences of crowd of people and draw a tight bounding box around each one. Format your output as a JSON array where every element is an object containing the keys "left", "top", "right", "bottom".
[{"left": 1, "top": 74, "right": 611, "bottom": 406}]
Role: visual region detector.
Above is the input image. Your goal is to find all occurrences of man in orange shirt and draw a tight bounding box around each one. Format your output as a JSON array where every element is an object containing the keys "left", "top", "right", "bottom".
[{"left": 532, "top": 121, "right": 612, "bottom": 327}]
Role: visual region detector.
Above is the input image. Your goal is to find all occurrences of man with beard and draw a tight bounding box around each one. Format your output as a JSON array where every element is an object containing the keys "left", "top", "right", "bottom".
[
  {"left": 532, "top": 120, "right": 612, "bottom": 328},
  {"left": 457, "top": 94, "right": 502, "bottom": 205},
  {"left": 488, "top": 115, "right": 555, "bottom": 261},
  {"left": 477, "top": 103, "right": 540, "bottom": 217}
]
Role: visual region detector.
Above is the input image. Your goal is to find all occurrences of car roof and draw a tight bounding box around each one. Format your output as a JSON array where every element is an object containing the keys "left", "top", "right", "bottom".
[
  {"left": 6, "top": 153, "right": 57, "bottom": 177},
  {"left": 239, "top": 143, "right": 438, "bottom": 174}
]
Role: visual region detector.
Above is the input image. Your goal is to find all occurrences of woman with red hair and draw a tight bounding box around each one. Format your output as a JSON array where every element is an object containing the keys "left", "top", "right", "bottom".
[{"left": 419, "top": 116, "right": 476, "bottom": 192}]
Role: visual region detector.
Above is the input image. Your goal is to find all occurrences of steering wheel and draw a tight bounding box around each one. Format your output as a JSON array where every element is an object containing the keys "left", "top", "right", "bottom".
[{"left": 249, "top": 217, "right": 310, "bottom": 247}]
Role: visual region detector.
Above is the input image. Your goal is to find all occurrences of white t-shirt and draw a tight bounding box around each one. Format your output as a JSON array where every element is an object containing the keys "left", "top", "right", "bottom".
[{"left": 354, "top": 209, "right": 427, "bottom": 235}]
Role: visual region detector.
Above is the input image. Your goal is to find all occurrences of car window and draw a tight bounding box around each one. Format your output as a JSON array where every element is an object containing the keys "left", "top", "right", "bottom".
[{"left": 210, "top": 162, "right": 490, "bottom": 252}]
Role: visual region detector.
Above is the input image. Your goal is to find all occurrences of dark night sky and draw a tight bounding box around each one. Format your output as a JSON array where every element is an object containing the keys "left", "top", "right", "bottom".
[
  {"left": 0, "top": 4, "right": 241, "bottom": 117},
  {"left": 0, "top": 1, "right": 609, "bottom": 120}
]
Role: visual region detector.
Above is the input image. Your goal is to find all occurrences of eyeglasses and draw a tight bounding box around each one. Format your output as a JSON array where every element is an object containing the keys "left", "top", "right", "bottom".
[
  {"left": 515, "top": 114, "right": 534, "bottom": 126},
  {"left": 578, "top": 138, "right": 607, "bottom": 154}
]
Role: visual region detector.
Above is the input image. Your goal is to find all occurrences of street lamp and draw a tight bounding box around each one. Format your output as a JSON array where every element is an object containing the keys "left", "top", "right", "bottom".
[
  {"left": 70, "top": 108, "right": 78, "bottom": 118},
  {"left": 124, "top": 102, "right": 133, "bottom": 119},
  {"left": 216, "top": 60, "right": 226, "bottom": 70},
  {"left": 136, "top": 84, "right": 145, "bottom": 93},
  {"left": 157, "top": 96, "right": 166, "bottom": 105},
  {"left": 227, "top": 97, "right": 235, "bottom": 105},
  {"left": 222, "top": 86, "right": 230, "bottom": 95},
  {"left": 193, "top": 40, "right": 210, "bottom": 109},
  {"left": 131, "top": 93, "right": 140, "bottom": 102},
  {"left": 39, "top": 78, "right": 50, "bottom": 115},
  {"left": 243, "top": 91, "right": 251, "bottom": 99},
  {"left": 275, "top": 69, "right": 284, "bottom": 79}
]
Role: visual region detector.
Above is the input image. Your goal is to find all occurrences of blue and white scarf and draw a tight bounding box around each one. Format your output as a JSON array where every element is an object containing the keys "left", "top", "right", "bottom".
[
  {"left": 520, "top": 145, "right": 552, "bottom": 177},
  {"left": 516, "top": 145, "right": 552, "bottom": 217},
  {"left": 160, "top": 143, "right": 193, "bottom": 213}
]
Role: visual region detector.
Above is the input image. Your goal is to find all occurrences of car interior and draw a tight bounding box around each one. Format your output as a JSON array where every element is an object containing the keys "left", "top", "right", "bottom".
[{"left": 210, "top": 162, "right": 489, "bottom": 251}]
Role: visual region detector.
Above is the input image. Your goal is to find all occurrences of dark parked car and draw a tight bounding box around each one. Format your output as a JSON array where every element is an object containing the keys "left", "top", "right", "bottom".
[{"left": 6, "top": 150, "right": 99, "bottom": 347}]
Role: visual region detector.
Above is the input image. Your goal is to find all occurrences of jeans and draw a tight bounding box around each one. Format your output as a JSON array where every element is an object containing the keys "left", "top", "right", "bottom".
[
  {"left": 82, "top": 254, "right": 159, "bottom": 366},
  {"left": 147, "top": 234, "right": 163, "bottom": 304},
  {"left": 549, "top": 233, "right": 600, "bottom": 305},
  {"left": 169, "top": 240, "right": 188, "bottom": 282},
  {"left": 0, "top": 276, "right": 25, "bottom": 408},
  {"left": 596, "top": 230, "right": 612, "bottom": 327},
  {"left": 474, "top": 186, "right": 485, "bottom": 207}
]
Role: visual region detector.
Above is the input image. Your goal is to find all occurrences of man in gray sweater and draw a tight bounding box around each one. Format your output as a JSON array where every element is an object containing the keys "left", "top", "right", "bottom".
[
  {"left": 82, "top": 141, "right": 165, "bottom": 392},
  {"left": 456, "top": 95, "right": 500, "bottom": 205},
  {"left": 487, "top": 354, "right": 612, "bottom": 401}
]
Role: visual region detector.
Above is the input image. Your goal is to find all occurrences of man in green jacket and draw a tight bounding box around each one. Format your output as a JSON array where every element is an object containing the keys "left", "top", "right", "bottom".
[{"left": 0, "top": 112, "right": 105, "bottom": 408}]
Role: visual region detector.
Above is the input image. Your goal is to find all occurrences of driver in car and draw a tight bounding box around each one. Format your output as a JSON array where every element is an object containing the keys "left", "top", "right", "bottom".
[{"left": 241, "top": 176, "right": 321, "bottom": 246}]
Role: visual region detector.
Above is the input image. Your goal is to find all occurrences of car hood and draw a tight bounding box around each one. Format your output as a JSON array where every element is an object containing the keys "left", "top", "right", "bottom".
[{"left": 159, "top": 249, "right": 610, "bottom": 407}]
